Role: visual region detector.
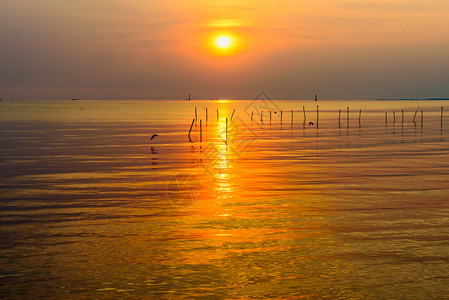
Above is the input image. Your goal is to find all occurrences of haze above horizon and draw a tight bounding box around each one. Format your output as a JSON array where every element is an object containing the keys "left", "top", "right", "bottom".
[{"left": 1, "top": 0, "right": 449, "bottom": 100}]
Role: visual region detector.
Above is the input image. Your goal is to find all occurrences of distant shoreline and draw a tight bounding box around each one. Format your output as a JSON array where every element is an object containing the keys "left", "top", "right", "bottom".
[{"left": 377, "top": 98, "right": 449, "bottom": 101}]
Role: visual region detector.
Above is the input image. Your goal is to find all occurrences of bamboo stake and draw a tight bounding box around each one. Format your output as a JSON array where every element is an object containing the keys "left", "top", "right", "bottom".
[
  {"left": 413, "top": 110, "right": 417, "bottom": 124},
  {"left": 206, "top": 108, "right": 208, "bottom": 123},
  {"left": 401, "top": 109, "right": 404, "bottom": 124},
  {"left": 200, "top": 119, "right": 202, "bottom": 142},
  {"left": 338, "top": 109, "right": 341, "bottom": 128},
  {"left": 226, "top": 118, "right": 228, "bottom": 142},
  {"left": 281, "top": 110, "right": 283, "bottom": 125},
  {"left": 421, "top": 110, "right": 423, "bottom": 124},
  {"left": 230, "top": 109, "right": 236, "bottom": 121},
  {"left": 195, "top": 107, "right": 197, "bottom": 122},
  {"left": 188, "top": 118, "right": 195, "bottom": 139},
  {"left": 217, "top": 109, "right": 219, "bottom": 122},
  {"left": 303, "top": 106, "right": 306, "bottom": 122},
  {"left": 270, "top": 110, "right": 272, "bottom": 124},
  {"left": 385, "top": 112, "right": 388, "bottom": 125},
  {"left": 316, "top": 106, "right": 319, "bottom": 127},
  {"left": 442, "top": 106, "right": 444, "bottom": 126},
  {"left": 346, "top": 107, "right": 349, "bottom": 128},
  {"left": 251, "top": 111, "right": 253, "bottom": 122},
  {"left": 393, "top": 111, "right": 396, "bottom": 124},
  {"left": 291, "top": 109, "right": 294, "bottom": 124},
  {"left": 261, "top": 110, "right": 263, "bottom": 122},
  {"left": 359, "top": 109, "right": 361, "bottom": 127}
]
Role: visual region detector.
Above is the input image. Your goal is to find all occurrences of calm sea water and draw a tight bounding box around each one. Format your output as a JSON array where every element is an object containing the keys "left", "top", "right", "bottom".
[{"left": 1, "top": 99, "right": 449, "bottom": 299}]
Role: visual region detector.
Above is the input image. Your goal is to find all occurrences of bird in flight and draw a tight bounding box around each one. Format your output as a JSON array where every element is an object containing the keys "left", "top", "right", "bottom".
[{"left": 150, "top": 134, "right": 159, "bottom": 140}]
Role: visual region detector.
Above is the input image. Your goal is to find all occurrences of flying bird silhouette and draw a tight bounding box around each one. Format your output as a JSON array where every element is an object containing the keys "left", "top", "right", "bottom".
[{"left": 150, "top": 134, "right": 159, "bottom": 140}]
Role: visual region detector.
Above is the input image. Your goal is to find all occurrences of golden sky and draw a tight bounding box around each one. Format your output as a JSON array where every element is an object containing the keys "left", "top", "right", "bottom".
[{"left": 1, "top": 0, "right": 449, "bottom": 99}]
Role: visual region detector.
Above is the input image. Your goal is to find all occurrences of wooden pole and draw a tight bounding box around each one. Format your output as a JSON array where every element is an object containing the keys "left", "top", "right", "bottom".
[
  {"left": 359, "top": 109, "right": 361, "bottom": 127},
  {"left": 251, "top": 111, "right": 253, "bottom": 122},
  {"left": 200, "top": 119, "right": 202, "bottom": 142},
  {"left": 393, "top": 111, "right": 396, "bottom": 124},
  {"left": 442, "top": 106, "right": 444, "bottom": 126},
  {"left": 217, "top": 109, "right": 219, "bottom": 122},
  {"left": 421, "top": 110, "right": 423, "bottom": 124},
  {"left": 346, "top": 107, "right": 349, "bottom": 128},
  {"left": 280, "top": 111, "right": 283, "bottom": 125},
  {"left": 338, "top": 109, "right": 341, "bottom": 128},
  {"left": 316, "top": 106, "right": 319, "bottom": 127},
  {"left": 291, "top": 109, "right": 294, "bottom": 124},
  {"left": 188, "top": 118, "right": 195, "bottom": 139},
  {"left": 206, "top": 107, "right": 208, "bottom": 123},
  {"left": 270, "top": 110, "right": 272, "bottom": 124},
  {"left": 226, "top": 118, "right": 228, "bottom": 142},
  {"left": 413, "top": 110, "right": 417, "bottom": 124},
  {"left": 195, "top": 107, "right": 197, "bottom": 122},
  {"left": 401, "top": 109, "right": 404, "bottom": 124},
  {"left": 261, "top": 110, "right": 263, "bottom": 122},
  {"left": 303, "top": 106, "right": 306, "bottom": 122},
  {"left": 230, "top": 109, "right": 236, "bottom": 121},
  {"left": 385, "top": 112, "right": 388, "bottom": 125}
]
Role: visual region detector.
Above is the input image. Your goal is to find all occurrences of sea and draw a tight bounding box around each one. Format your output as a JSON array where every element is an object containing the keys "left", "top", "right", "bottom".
[{"left": 1, "top": 99, "right": 448, "bottom": 299}]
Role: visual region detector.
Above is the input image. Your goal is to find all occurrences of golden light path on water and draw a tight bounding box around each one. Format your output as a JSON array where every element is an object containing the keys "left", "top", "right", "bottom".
[{"left": 1, "top": 100, "right": 449, "bottom": 298}]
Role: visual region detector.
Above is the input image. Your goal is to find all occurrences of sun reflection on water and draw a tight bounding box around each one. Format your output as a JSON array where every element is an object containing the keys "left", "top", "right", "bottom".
[{"left": 212, "top": 108, "right": 234, "bottom": 199}]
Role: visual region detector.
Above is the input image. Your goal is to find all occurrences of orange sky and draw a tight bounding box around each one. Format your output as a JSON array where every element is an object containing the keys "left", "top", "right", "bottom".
[{"left": 1, "top": 0, "right": 449, "bottom": 100}]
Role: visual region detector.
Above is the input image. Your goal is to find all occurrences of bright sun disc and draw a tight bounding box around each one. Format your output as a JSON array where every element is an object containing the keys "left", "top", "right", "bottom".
[{"left": 216, "top": 36, "right": 232, "bottom": 48}]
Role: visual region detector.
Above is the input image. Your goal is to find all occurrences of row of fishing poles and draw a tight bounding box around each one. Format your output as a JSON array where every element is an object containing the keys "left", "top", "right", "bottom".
[
  {"left": 188, "top": 106, "right": 445, "bottom": 142},
  {"left": 385, "top": 108, "right": 444, "bottom": 126},
  {"left": 188, "top": 107, "right": 234, "bottom": 142}
]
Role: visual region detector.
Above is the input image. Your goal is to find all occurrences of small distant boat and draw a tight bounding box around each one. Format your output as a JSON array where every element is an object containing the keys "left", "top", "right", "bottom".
[{"left": 72, "top": 98, "right": 79, "bottom": 101}]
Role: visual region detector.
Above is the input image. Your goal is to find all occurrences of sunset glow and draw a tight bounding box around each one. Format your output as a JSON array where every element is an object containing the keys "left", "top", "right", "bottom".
[
  {"left": 2, "top": 0, "right": 449, "bottom": 298},
  {"left": 2, "top": 1, "right": 449, "bottom": 99}
]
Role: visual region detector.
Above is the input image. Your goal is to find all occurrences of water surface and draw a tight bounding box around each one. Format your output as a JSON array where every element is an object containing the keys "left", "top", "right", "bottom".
[{"left": 1, "top": 99, "right": 449, "bottom": 299}]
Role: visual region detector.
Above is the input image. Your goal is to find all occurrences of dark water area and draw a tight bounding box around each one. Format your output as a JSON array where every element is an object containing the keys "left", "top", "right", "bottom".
[{"left": 1, "top": 100, "right": 449, "bottom": 298}]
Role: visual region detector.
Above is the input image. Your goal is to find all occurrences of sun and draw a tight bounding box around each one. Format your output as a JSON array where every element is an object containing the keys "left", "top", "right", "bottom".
[
  {"left": 207, "top": 33, "right": 240, "bottom": 56},
  {"left": 215, "top": 36, "right": 232, "bottom": 49}
]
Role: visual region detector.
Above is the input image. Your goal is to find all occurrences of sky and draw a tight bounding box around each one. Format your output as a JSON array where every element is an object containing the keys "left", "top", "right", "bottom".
[{"left": 1, "top": 0, "right": 449, "bottom": 100}]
